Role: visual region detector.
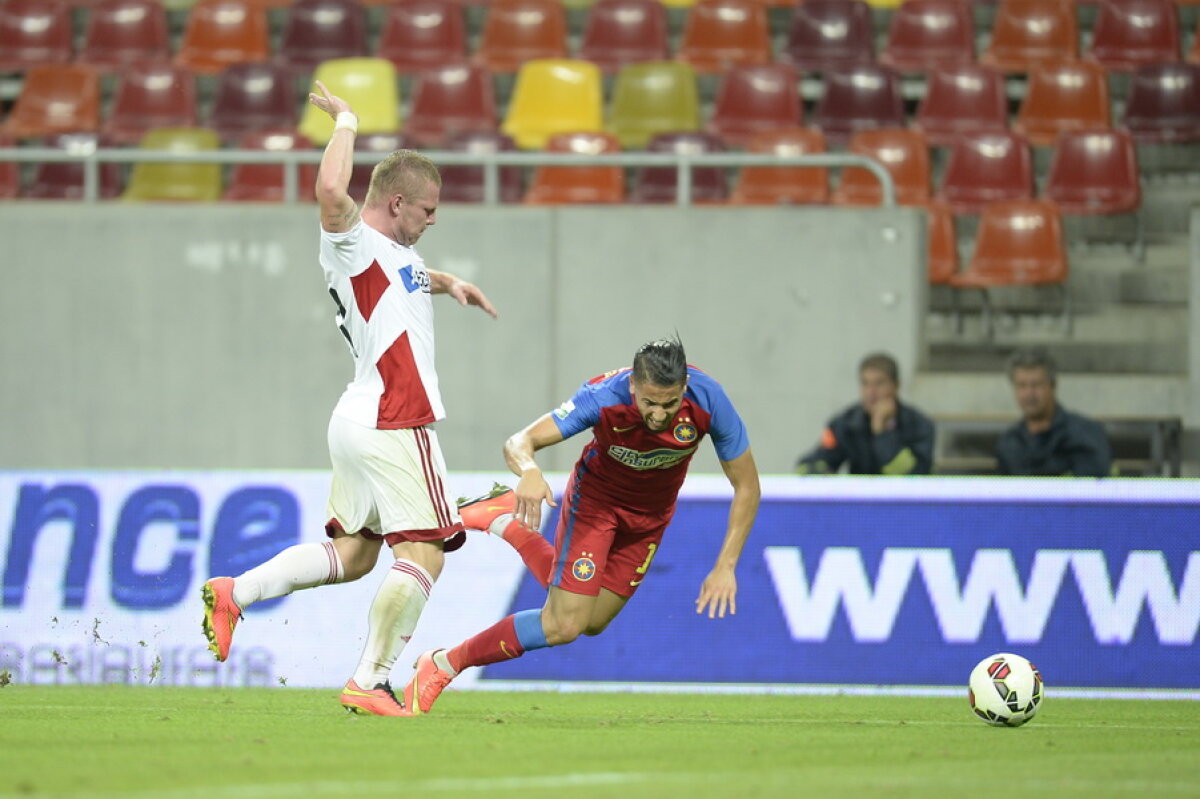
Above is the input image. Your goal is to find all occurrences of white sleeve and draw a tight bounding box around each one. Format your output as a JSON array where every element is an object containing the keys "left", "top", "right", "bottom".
[{"left": 319, "top": 220, "right": 367, "bottom": 277}]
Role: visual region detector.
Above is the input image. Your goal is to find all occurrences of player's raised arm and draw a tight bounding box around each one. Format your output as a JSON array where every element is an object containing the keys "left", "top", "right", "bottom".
[
  {"left": 696, "top": 447, "right": 761, "bottom": 619},
  {"left": 502, "top": 413, "right": 565, "bottom": 530},
  {"left": 427, "top": 269, "right": 499, "bottom": 319},
  {"left": 308, "top": 80, "right": 360, "bottom": 233}
]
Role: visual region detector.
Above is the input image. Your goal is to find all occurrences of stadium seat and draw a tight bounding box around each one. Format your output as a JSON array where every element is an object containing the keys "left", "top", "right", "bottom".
[
  {"left": 880, "top": 0, "right": 976, "bottom": 73},
  {"left": 25, "top": 132, "right": 123, "bottom": 199},
  {"left": 1119, "top": 62, "right": 1200, "bottom": 142},
  {"left": 376, "top": 0, "right": 468, "bottom": 73},
  {"left": 706, "top": 64, "right": 803, "bottom": 149},
  {"left": 298, "top": 58, "right": 401, "bottom": 145},
  {"left": 578, "top": 0, "right": 670, "bottom": 75},
  {"left": 525, "top": 131, "right": 625, "bottom": 204},
  {"left": 913, "top": 65, "right": 1010, "bottom": 147},
  {"left": 404, "top": 63, "right": 497, "bottom": 147},
  {"left": 122, "top": 127, "right": 223, "bottom": 202},
  {"left": 676, "top": 0, "right": 773, "bottom": 74},
  {"left": 276, "top": 0, "right": 369, "bottom": 76},
  {"left": 951, "top": 199, "right": 1069, "bottom": 336},
  {"left": 926, "top": 202, "right": 959, "bottom": 284},
  {"left": 474, "top": 0, "right": 568, "bottom": 74},
  {"left": 936, "top": 130, "right": 1035, "bottom": 214},
  {"left": 0, "top": 0, "right": 73, "bottom": 72},
  {"left": 223, "top": 130, "right": 319, "bottom": 202},
  {"left": 1087, "top": 0, "right": 1179, "bottom": 72},
  {"left": 980, "top": 0, "right": 1079, "bottom": 73},
  {"left": 501, "top": 59, "right": 603, "bottom": 150},
  {"left": 779, "top": 0, "right": 875, "bottom": 73},
  {"left": 1014, "top": 61, "right": 1110, "bottom": 146},
  {"left": 346, "top": 132, "right": 410, "bottom": 202},
  {"left": 608, "top": 61, "right": 700, "bottom": 149},
  {"left": 629, "top": 131, "right": 728, "bottom": 204},
  {"left": 0, "top": 138, "right": 19, "bottom": 199},
  {"left": 810, "top": 65, "right": 906, "bottom": 145},
  {"left": 102, "top": 64, "right": 199, "bottom": 147},
  {"left": 438, "top": 130, "right": 524, "bottom": 203},
  {"left": 1, "top": 65, "right": 101, "bottom": 139},
  {"left": 1042, "top": 128, "right": 1143, "bottom": 258},
  {"left": 77, "top": 0, "right": 171, "bottom": 72},
  {"left": 1191, "top": 19, "right": 1200, "bottom": 65},
  {"left": 175, "top": 1, "right": 271, "bottom": 76},
  {"left": 727, "top": 127, "right": 829, "bottom": 205},
  {"left": 208, "top": 62, "right": 297, "bottom": 144},
  {"left": 832, "top": 128, "right": 931, "bottom": 206}
]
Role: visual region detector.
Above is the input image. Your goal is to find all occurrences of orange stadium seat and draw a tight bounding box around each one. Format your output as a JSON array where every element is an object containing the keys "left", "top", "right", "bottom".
[
  {"left": 676, "top": 0, "right": 773, "bottom": 74},
  {"left": 707, "top": 64, "right": 803, "bottom": 149},
  {"left": 0, "top": 0, "right": 73, "bottom": 72},
  {"left": 208, "top": 62, "right": 297, "bottom": 144},
  {"left": 926, "top": 202, "right": 959, "bottom": 284},
  {"left": 376, "top": 0, "right": 469, "bottom": 72},
  {"left": 936, "top": 130, "right": 1035, "bottom": 214},
  {"left": 579, "top": 0, "right": 670, "bottom": 75},
  {"left": 438, "top": 130, "right": 525, "bottom": 203},
  {"left": 525, "top": 131, "right": 625, "bottom": 204},
  {"left": 913, "top": 65, "right": 1010, "bottom": 147},
  {"left": 981, "top": 0, "right": 1079, "bottom": 73},
  {"left": 880, "top": 0, "right": 976, "bottom": 73},
  {"left": 1014, "top": 61, "right": 1110, "bottom": 146},
  {"left": 1120, "top": 62, "right": 1200, "bottom": 142},
  {"left": 276, "top": 0, "right": 369, "bottom": 76},
  {"left": 629, "top": 131, "right": 729, "bottom": 204},
  {"left": 608, "top": 61, "right": 700, "bottom": 149},
  {"left": 810, "top": 65, "right": 906, "bottom": 145},
  {"left": 1, "top": 64, "right": 101, "bottom": 139},
  {"left": 404, "top": 63, "right": 498, "bottom": 148},
  {"left": 25, "top": 132, "right": 124, "bottom": 199},
  {"left": 501, "top": 59, "right": 603, "bottom": 150},
  {"left": 78, "top": 0, "right": 171, "bottom": 72},
  {"left": 102, "top": 64, "right": 199, "bottom": 146},
  {"left": 779, "top": 0, "right": 875, "bottom": 72},
  {"left": 474, "top": 0, "right": 568, "bottom": 74},
  {"left": 727, "top": 127, "right": 829, "bottom": 205},
  {"left": 223, "top": 130, "right": 319, "bottom": 202},
  {"left": 1087, "top": 0, "right": 1179, "bottom": 72},
  {"left": 833, "top": 127, "right": 931, "bottom": 206},
  {"left": 123, "top": 127, "right": 223, "bottom": 202},
  {"left": 175, "top": 0, "right": 271, "bottom": 76}
]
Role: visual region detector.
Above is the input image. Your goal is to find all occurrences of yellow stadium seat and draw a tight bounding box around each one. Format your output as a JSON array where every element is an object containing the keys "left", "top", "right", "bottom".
[
  {"left": 298, "top": 57, "right": 401, "bottom": 146},
  {"left": 608, "top": 61, "right": 700, "bottom": 149},
  {"left": 123, "top": 127, "right": 223, "bottom": 202},
  {"left": 501, "top": 59, "right": 604, "bottom": 150}
]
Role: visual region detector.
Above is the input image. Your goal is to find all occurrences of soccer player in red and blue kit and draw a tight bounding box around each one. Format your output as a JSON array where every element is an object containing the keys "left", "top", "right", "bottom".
[{"left": 401, "top": 337, "right": 761, "bottom": 714}]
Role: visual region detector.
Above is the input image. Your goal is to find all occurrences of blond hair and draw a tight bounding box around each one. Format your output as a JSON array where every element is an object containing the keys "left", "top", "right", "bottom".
[{"left": 365, "top": 149, "right": 442, "bottom": 208}]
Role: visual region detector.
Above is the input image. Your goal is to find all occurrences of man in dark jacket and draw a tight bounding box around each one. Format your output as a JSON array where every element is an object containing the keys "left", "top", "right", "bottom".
[
  {"left": 796, "top": 353, "right": 935, "bottom": 475},
  {"left": 996, "top": 348, "right": 1112, "bottom": 477}
]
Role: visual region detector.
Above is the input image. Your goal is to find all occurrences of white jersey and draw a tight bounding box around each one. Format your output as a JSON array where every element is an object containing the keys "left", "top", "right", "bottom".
[{"left": 319, "top": 220, "right": 445, "bottom": 429}]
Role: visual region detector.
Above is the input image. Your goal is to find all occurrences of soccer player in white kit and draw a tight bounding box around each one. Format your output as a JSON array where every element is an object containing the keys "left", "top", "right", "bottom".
[{"left": 200, "top": 81, "right": 499, "bottom": 716}]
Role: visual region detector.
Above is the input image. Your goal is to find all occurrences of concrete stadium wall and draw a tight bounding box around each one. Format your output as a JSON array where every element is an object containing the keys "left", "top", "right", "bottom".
[{"left": 0, "top": 204, "right": 925, "bottom": 474}]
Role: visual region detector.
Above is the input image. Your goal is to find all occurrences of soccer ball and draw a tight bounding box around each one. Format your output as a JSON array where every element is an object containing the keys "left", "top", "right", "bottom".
[{"left": 968, "top": 652, "right": 1044, "bottom": 727}]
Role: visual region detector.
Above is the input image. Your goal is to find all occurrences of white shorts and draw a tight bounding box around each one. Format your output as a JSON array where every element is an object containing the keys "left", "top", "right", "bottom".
[{"left": 326, "top": 413, "right": 463, "bottom": 544}]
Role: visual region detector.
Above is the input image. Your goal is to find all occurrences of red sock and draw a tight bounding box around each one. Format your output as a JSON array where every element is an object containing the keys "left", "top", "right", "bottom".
[
  {"left": 502, "top": 519, "right": 554, "bottom": 588},
  {"left": 447, "top": 614, "right": 526, "bottom": 672}
]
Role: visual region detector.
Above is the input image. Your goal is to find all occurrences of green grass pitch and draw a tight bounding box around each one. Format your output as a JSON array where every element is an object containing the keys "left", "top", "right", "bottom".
[{"left": 1, "top": 686, "right": 1197, "bottom": 799}]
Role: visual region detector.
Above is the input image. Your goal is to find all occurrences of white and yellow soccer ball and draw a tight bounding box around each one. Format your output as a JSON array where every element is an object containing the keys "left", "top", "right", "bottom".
[{"left": 968, "top": 652, "right": 1044, "bottom": 727}]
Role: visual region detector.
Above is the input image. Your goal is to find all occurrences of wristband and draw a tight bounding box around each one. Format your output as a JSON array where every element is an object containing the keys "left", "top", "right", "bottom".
[{"left": 333, "top": 111, "right": 358, "bottom": 134}]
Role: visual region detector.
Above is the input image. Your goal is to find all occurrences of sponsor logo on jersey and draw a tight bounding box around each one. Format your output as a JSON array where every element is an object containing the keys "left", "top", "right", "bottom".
[
  {"left": 398, "top": 264, "right": 430, "bottom": 294},
  {"left": 606, "top": 444, "right": 697, "bottom": 470},
  {"left": 572, "top": 557, "right": 597, "bottom": 581},
  {"left": 552, "top": 399, "right": 576, "bottom": 420},
  {"left": 673, "top": 422, "right": 697, "bottom": 443}
]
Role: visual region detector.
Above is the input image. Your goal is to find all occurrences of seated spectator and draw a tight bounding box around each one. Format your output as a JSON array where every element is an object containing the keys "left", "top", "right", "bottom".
[
  {"left": 796, "top": 353, "right": 935, "bottom": 475},
  {"left": 996, "top": 347, "right": 1112, "bottom": 477}
]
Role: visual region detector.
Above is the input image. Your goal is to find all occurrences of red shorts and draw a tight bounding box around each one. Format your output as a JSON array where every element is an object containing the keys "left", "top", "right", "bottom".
[{"left": 549, "top": 476, "right": 675, "bottom": 598}]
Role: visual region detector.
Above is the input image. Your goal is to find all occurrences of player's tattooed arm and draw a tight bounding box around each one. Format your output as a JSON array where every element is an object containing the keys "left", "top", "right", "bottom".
[{"left": 309, "top": 79, "right": 359, "bottom": 233}]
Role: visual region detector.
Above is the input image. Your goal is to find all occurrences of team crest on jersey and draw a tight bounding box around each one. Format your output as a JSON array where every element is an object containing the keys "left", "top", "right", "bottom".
[
  {"left": 572, "top": 555, "right": 597, "bottom": 581},
  {"left": 673, "top": 422, "right": 697, "bottom": 443}
]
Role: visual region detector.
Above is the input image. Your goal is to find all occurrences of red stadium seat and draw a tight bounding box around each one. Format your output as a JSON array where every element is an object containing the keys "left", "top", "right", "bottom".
[
  {"left": 914, "top": 65, "right": 1010, "bottom": 147},
  {"left": 1087, "top": 0, "right": 1179, "bottom": 72},
  {"left": 0, "top": 138, "right": 19, "bottom": 198},
  {"left": 175, "top": 1, "right": 271, "bottom": 76},
  {"left": 706, "top": 64, "right": 803, "bottom": 149},
  {"left": 208, "top": 62, "right": 297, "bottom": 144},
  {"left": 1, "top": 64, "right": 101, "bottom": 139},
  {"left": 811, "top": 65, "right": 906, "bottom": 145},
  {"left": 78, "top": 0, "right": 171, "bottom": 73},
  {"left": 727, "top": 127, "right": 829, "bottom": 205},
  {"left": 25, "top": 132, "right": 124, "bottom": 199},
  {"left": 224, "top": 130, "right": 320, "bottom": 202},
  {"left": 833, "top": 127, "right": 932, "bottom": 207},
  {"left": 981, "top": 0, "right": 1079, "bottom": 73},
  {"left": 525, "top": 131, "right": 625, "bottom": 204},
  {"left": 676, "top": 0, "right": 773, "bottom": 74},
  {"left": 102, "top": 64, "right": 199, "bottom": 147},
  {"left": 1043, "top": 129, "right": 1140, "bottom": 215},
  {"left": 1120, "top": 62, "right": 1200, "bottom": 142},
  {"left": 438, "top": 130, "right": 525, "bottom": 203},
  {"left": 630, "top": 131, "right": 729, "bottom": 204},
  {"left": 927, "top": 203, "right": 959, "bottom": 284},
  {"left": 0, "top": 0, "right": 73, "bottom": 72},
  {"left": 404, "top": 63, "right": 498, "bottom": 148},
  {"left": 276, "top": 0, "right": 369, "bottom": 76},
  {"left": 936, "top": 130, "right": 1035, "bottom": 214},
  {"left": 880, "top": 0, "right": 976, "bottom": 73},
  {"left": 1014, "top": 61, "right": 1110, "bottom": 146},
  {"left": 474, "top": 0, "right": 568, "bottom": 74},
  {"left": 348, "top": 133, "right": 410, "bottom": 202},
  {"left": 376, "top": 0, "right": 468, "bottom": 73},
  {"left": 779, "top": 0, "right": 875, "bottom": 73},
  {"left": 579, "top": 0, "right": 670, "bottom": 75}
]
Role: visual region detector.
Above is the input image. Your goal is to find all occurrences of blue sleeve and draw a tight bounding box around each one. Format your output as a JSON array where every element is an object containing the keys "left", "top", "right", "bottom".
[
  {"left": 549, "top": 379, "right": 605, "bottom": 439},
  {"left": 690, "top": 370, "right": 749, "bottom": 463}
]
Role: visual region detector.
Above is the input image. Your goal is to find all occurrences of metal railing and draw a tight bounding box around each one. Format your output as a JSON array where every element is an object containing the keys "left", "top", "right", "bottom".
[{"left": 0, "top": 147, "right": 897, "bottom": 207}]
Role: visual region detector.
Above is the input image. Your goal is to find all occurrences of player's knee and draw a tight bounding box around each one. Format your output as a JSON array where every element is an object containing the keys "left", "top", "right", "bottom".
[
  {"left": 581, "top": 619, "right": 612, "bottom": 637},
  {"left": 541, "top": 615, "right": 586, "bottom": 646}
]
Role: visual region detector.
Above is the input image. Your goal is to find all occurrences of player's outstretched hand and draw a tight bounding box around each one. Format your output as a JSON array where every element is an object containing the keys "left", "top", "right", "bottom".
[
  {"left": 695, "top": 567, "right": 737, "bottom": 619},
  {"left": 308, "top": 80, "right": 352, "bottom": 119},
  {"left": 447, "top": 279, "right": 498, "bottom": 319},
  {"left": 514, "top": 470, "right": 556, "bottom": 531}
]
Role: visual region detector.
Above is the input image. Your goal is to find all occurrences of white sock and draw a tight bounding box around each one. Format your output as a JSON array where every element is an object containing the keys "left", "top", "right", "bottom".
[
  {"left": 433, "top": 649, "right": 458, "bottom": 677},
  {"left": 232, "top": 541, "right": 344, "bottom": 609},
  {"left": 489, "top": 514, "right": 514, "bottom": 538},
  {"left": 352, "top": 559, "right": 433, "bottom": 688}
]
